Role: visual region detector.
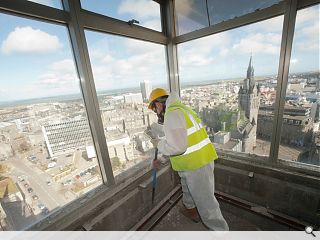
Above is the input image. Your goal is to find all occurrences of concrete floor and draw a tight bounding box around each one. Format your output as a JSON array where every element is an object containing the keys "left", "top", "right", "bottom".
[{"left": 153, "top": 200, "right": 263, "bottom": 231}]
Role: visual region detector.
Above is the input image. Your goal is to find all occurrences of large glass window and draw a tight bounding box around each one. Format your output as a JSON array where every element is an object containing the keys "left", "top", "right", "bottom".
[
  {"left": 85, "top": 30, "right": 168, "bottom": 177},
  {"left": 80, "top": 0, "right": 162, "bottom": 32},
  {"left": 175, "top": 0, "right": 210, "bottom": 35},
  {"left": 208, "top": 0, "right": 282, "bottom": 26},
  {"left": 175, "top": 0, "right": 282, "bottom": 35},
  {"left": 177, "top": 16, "right": 283, "bottom": 157},
  {"left": 0, "top": 14, "right": 102, "bottom": 230},
  {"left": 279, "top": 5, "right": 319, "bottom": 166}
]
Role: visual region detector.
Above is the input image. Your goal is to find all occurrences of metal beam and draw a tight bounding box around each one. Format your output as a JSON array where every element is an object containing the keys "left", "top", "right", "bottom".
[
  {"left": 0, "top": 0, "right": 69, "bottom": 24},
  {"left": 81, "top": 9, "right": 167, "bottom": 45},
  {"left": 153, "top": 0, "right": 166, "bottom": 4},
  {"left": 297, "top": 0, "right": 320, "bottom": 9},
  {"left": 269, "top": 0, "right": 298, "bottom": 163},
  {"left": 175, "top": 2, "right": 285, "bottom": 44},
  {"left": 164, "top": 0, "right": 180, "bottom": 94},
  {"left": 62, "top": 0, "right": 115, "bottom": 185}
]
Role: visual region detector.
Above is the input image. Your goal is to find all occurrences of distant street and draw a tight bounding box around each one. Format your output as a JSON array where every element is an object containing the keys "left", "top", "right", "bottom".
[{"left": 9, "top": 156, "right": 66, "bottom": 212}]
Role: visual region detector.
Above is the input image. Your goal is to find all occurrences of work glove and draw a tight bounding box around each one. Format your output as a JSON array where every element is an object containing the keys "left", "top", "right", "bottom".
[{"left": 150, "top": 138, "right": 160, "bottom": 148}]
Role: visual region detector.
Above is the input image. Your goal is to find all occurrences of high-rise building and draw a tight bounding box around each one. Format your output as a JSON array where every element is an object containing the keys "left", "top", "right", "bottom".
[
  {"left": 140, "top": 80, "right": 152, "bottom": 103},
  {"left": 42, "top": 118, "right": 92, "bottom": 157}
]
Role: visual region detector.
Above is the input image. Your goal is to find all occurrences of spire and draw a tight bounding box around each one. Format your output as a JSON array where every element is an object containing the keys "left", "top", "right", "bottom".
[
  {"left": 247, "top": 55, "right": 254, "bottom": 80},
  {"left": 246, "top": 55, "right": 255, "bottom": 92}
]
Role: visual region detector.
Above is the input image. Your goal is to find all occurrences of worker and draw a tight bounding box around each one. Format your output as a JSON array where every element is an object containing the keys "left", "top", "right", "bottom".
[{"left": 148, "top": 88, "right": 229, "bottom": 231}]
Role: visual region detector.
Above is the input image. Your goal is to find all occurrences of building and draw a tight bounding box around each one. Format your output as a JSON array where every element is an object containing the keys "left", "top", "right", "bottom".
[
  {"left": 311, "top": 101, "right": 320, "bottom": 122},
  {"left": 42, "top": 118, "right": 92, "bottom": 157},
  {"left": 140, "top": 80, "right": 152, "bottom": 103},
  {"left": 0, "top": 177, "right": 25, "bottom": 230},
  {"left": 234, "top": 56, "right": 260, "bottom": 152},
  {"left": 213, "top": 131, "right": 242, "bottom": 152},
  {"left": 124, "top": 93, "right": 143, "bottom": 104},
  {"left": 202, "top": 57, "right": 261, "bottom": 153},
  {"left": 257, "top": 104, "right": 314, "bottom": 147},
  {"left": 257, "top": 111, "right": 313, "bottom": 147}
]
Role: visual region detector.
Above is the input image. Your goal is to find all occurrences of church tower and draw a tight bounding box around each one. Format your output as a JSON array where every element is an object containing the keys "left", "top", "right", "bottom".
[
  {"left": 238, "top": 56, "right": 260, "bottom": 124},
  {"left": 238, "top": 56, "right": 260, "bottom": 152}
]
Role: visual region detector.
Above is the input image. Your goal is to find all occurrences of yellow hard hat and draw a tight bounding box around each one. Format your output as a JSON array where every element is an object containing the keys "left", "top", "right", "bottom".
[{"left": 148, "top": 88, "right": 168, "bottom": 109}]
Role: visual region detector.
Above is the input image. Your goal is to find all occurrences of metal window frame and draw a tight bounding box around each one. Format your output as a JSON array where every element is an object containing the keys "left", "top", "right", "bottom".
[
  {"left": 80, "top": 9, "right": 167, "bottom": 45},
  {"left": 175, "top": 1, "right": 285, "bottom": 44},
  {"left": 173, "top": 0, "right": 317, "bottom": 44},
  {"left": 0, "top": 0, "right": 318, "bottom": 231},
  {"left": 0, "top": 0, "right": 317, "bottom": 176},
  {"left": 297, "top": 0, "right": 320, "bottom": 9},
  {"left": 269, "top": 0, "right": 298, "bottom": 163},
  {"left": 0, "top": 0, "right": 68, "bottom": 24},
  {"left": 163, "top": 0, "right": 180, "bottom": 94},
  {"left": 0, "top": 0, "right": 169, "bottom": 187},
  {"left": 0, "top": 0, "right": 167, "bottom": 44},
  {"left": 171, "top": 0, "right": 318, "bottom": 166},
  {"left": 61, "top": 0, "right": 115, "bottom": 185}
]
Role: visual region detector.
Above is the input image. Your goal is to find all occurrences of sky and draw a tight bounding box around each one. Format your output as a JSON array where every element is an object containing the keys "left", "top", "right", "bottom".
[{"left": 0, "top": 0, "right": 318, "bottom": 102}]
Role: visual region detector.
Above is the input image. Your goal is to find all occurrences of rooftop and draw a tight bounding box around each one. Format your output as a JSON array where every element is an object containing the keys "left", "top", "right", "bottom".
[{"left": 0, "top": 177, "right": 18, "bottom": 199}]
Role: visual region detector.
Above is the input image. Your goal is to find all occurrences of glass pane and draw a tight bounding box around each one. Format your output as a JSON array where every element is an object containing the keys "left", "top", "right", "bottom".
[
  {"left": 175, "top": 0, "right": 210, "bottom": 35},
  {"left": 177, "top": 16, "right": 283, "bottom": 158},
  {"left": 85, "top": 30, "right": 168, "bottom": 177},
  {"left": 175, "top": 0, "right": 282, "bottom": 35},
  {"left": 0, "top": 14, "right": 102, "bottom": 230},
  {"left": 27, "top": 0, "right": 63, "bottom": 9},
  {"left": 208, "top": 0, "right": 282, "bottom": 25},
  {"left": 279, "top": 5, "right": 320, "bottom": 166},
  {"left": 80, "top": 0, "right": 162, "bottom": 32}
]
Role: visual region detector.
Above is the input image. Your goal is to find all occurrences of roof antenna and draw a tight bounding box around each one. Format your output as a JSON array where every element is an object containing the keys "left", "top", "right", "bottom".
[{"left": 128, "top": 19, "right": 140, "bottom": 26}]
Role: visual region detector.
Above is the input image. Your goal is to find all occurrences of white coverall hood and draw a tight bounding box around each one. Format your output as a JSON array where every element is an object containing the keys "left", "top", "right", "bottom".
[
  {"left": 157, "top": 91, "right": 188, "bottom": 156},
  {"left": 165, "top": 91, "right": 181, "bottom": 107}
]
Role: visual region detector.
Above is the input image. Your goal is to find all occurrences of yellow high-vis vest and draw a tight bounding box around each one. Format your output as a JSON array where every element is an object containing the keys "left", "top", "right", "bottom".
[{"left": 165, "top": 101, "right": 218, "bottom": 171}]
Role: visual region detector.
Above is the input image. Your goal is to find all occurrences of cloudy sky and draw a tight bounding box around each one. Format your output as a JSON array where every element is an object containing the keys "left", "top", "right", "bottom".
[{"left": 0, "top": 0, "right": 318, "bottom": 102}]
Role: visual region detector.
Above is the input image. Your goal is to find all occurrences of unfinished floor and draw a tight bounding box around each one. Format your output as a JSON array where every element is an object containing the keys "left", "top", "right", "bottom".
[{"left": 153, "top": 199, "right": 294, "bottom": 231}]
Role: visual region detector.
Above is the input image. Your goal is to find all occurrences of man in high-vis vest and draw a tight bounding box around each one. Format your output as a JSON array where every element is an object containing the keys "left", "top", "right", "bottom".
[{"left": 148, "top": 88, "right": 229, "bottom": 231}]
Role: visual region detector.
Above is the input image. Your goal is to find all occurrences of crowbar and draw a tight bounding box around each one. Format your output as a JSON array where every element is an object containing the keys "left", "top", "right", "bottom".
[{"left": 151, "top": 148, "right": 158, "bottom": 205}]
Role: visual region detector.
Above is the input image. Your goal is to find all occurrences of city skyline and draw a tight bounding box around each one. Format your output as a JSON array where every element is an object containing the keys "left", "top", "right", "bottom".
[{"left": 0, "top": 70, "right": 318, "bottom": 106}]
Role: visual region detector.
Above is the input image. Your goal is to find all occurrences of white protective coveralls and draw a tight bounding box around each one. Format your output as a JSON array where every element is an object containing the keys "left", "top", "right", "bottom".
[{"left": 157, "top": 92, "right": 229, "bottom": 231}]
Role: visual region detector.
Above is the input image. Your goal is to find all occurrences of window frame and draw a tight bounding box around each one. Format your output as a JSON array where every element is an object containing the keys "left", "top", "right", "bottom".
[
  {"left": 172, "top": 0, "right": 319, "bottom": 171},
  {"left": 0, "top": 0, "right": 319, "bottom": 230}
]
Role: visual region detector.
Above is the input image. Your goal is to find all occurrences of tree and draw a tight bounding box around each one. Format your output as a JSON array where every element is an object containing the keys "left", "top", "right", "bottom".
[
  {"left": 18, "top": 141, "right": 31, "bottom": 153},
  {"left": 111, "top": 157, "right": 121, "bottom": 170}
]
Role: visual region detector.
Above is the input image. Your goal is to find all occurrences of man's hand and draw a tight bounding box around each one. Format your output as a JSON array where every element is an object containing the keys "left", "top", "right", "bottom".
[
  {"left": 152, "top": 159, "right": 161, "bottom": 170},
  {"left": 150, "top": 138, "right": 160, "bottom": 148}
]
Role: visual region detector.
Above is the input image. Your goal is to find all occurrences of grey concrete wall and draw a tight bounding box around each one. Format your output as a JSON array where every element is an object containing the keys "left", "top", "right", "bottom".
[
  {"left": 67, "top": 165, "right": 179, "bottom": 231},
  {"left": 84, "top": 165, "right": 178, "bottom": 230},
  {"left": 214, "top": 158, "right": 320, "bottom": 226}
]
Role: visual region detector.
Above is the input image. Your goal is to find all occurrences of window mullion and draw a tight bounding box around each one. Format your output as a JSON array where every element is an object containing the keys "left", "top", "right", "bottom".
[
  {"left": 269, "top": 0, "right": 298, "bottom": 163},
  {"left": 62, "top": 0, "right": 115, "bottom": 185}
]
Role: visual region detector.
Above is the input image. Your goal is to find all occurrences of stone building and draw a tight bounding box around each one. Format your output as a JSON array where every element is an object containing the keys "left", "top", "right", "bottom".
[{"left": 233, "top": 56, "right": 260, "bottom": 152}]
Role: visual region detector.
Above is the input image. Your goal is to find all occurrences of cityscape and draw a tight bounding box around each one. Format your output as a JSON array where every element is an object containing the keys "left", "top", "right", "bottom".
[{"left": 0, "top": 57, "right": 319, "bottom": 230}]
